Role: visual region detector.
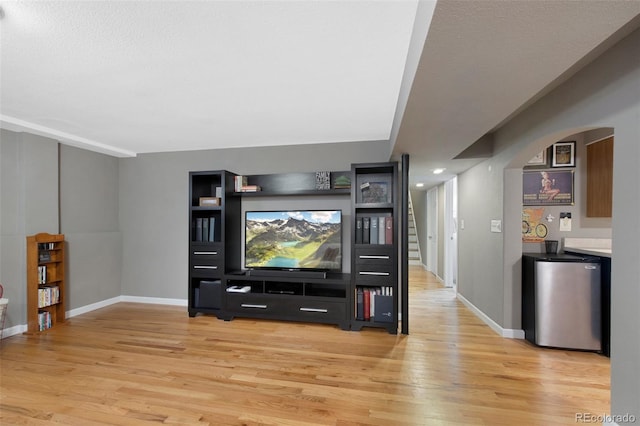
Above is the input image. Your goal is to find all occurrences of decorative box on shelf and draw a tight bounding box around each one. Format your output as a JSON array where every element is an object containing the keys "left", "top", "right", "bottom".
[{"left": 199, "top": 197, "right": 221, "bottom": 207}]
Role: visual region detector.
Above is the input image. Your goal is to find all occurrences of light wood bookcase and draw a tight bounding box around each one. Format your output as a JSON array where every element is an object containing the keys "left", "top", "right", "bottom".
[{"left": 26, "top": 233, "right": 66, "bottom": 333}]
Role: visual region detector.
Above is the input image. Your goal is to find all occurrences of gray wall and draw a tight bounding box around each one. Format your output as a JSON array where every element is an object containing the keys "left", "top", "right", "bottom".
[
  {"left": 0, "top": 130, "right": 59, "bottom": 328},
  {"left": 457, "top": 27, "right": 640, "bottom": 418},
  {"left": 0, "top": 131, "right": 121, "bottom": 329},
  {"left": 521, "top": 132, "right": 612, "bottom": 254},
  {"left": 59, "top": 145, "right": 122, "bottom": 309},
  {"left": 437, "top": 182, "right": 445, "bottom": 278},
  {"left": 118, "top": 140, "right": 391, "bottom": 299}
]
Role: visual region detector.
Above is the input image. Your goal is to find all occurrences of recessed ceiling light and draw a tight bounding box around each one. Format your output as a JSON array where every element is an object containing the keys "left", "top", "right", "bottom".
[
  {"left": 433, "top": 168, "right": 445, "bottom": 175},
  {"left": 416, "top": 183, "right": 424, "bottom": 187}
]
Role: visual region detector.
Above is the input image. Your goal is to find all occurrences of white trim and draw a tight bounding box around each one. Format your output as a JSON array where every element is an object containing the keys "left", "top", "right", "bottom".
[
  {"left": 67, "top": 296, "right": 121, "bottom": 318},
  {"left": 0, "top": 114, "right": 136, "bottom": 158},
  {"left": 457, "top": 293, "right": 525, "bottom": 339},
  {"left": 1, "top": 324, "right": 27, "bottom": 339},
  {"left": 120, "top": 295, "right": 188, "bottom": 306},
  {"left": 1, "top": 296, "right": 188, "bottom": 339}
]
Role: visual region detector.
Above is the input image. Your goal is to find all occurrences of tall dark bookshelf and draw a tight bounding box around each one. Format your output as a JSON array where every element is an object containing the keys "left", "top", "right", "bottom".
[
  {"left": 350, "top": 162, "right": 399, "bottom": 334},
  {"left": 188, "top": 171, "right": 240, "bottom": 317}
]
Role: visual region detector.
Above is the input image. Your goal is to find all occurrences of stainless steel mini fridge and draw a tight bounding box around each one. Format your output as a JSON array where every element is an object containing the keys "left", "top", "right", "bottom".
[{"left": 522, "top": 254, "right": 602, "bottom": 351}]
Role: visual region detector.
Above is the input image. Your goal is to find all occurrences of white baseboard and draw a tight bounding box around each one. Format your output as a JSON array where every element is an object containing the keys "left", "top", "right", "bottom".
[
  {"left": 457, "top": 293, "right": 525, "bottom": 339},
  {"left": 1, "top": 296, "right": 188, "bottom": 339},
  {"left": 120, "top": 295, "right": 187, "bottom": 306},
  {"left": 67, "top": 296, "right": 121, "bottom": 318},
  {"left": 1, "top": 324, "right": 27, "bottom": 338}
]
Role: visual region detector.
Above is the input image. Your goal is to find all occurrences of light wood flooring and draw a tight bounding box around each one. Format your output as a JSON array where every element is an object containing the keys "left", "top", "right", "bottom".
[{"left": 0, "top": 267, "right": 610, "bottom": 425}]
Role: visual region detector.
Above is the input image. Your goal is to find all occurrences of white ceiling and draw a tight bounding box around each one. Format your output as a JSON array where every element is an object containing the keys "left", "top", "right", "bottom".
[
  {"left": 0, "top": 0, "right": 419, "bottom": 157},
  {"left": 2, "top": 1, "right": 640, "bottom": 186}
]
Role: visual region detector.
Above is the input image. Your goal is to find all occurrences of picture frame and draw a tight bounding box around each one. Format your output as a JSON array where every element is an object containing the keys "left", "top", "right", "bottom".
[
  {"left": 524, "top": 147, "right": 551, "bottom": 169},
  {"left": 551, "top": 141, "right": 576, "bottom": 167},
  {"left": 523, "top": 169, "right": 574, "bottom": 206},
  {"left": 356, "top": 173, "right": 393, "bottom": 204}
]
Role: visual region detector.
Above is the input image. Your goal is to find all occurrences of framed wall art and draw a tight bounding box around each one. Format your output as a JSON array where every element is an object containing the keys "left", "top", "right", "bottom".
[
  {"left": 551, "top": 141, "right": 576, "bottom": 167},
  {"left": 524, "top": 147, "right": 551, "bottom": 169},
  {"left": 523, "top": 169, "right": 574, "bottom": 206}
]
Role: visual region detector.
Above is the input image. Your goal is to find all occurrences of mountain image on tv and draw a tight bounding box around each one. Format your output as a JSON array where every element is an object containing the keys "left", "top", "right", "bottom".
[{"left": 245, "top": 210, "right": 342, "bottom": 271}]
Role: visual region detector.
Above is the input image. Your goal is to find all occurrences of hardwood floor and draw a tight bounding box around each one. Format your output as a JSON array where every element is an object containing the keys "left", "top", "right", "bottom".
[{"left": 1, "top": 267, "right": 610, "bottom": 425}]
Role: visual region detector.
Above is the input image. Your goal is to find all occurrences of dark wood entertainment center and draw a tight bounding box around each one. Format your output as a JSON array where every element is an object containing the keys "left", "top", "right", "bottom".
[{"left": 188, "top": 162, "right": 401, "bottom": 334}]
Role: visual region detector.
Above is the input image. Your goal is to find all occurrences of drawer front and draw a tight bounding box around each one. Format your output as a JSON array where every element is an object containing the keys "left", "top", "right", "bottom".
[
  {"left": 294, "top": 299, "right": 346, "bottom": 323},
  {"left": 355, "top": 246, "right": 395, "bottom": 266},
  {"left": 225, "top": 295, "right": 346, "bottom": 324},
  {"left": 225, "top": 294, "right": 276, "bottom": 313},
  {"left": 191, "top": 244, "right": 222, "bottom": 277},
  {"left": 354, "top": 263, "right": 395, "bottom": 285},
  {"left": 190, "top": 246, "right": 222, "bottom": 265}
]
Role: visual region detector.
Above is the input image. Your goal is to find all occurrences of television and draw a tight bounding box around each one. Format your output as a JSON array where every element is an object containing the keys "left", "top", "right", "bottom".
[{"left": 244, "top": 210, "right": 342, "bottom": 272}]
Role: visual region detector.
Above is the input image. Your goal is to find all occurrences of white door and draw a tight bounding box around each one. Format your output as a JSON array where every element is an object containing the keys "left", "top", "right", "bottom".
[
  {"left": 426, "top": 187, "right": 438, "bottom": 274},
  {"left": 444, "top": 177, "right": 458, "bottom": 291}
]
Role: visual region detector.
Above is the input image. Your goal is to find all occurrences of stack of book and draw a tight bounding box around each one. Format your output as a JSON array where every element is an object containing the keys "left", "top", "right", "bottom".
[
  {"left": 355, "top": 216, "right": 393, "bottom": 244},
  {"left": 194, "top": 217, "right": 216, "bottom": 242},
  {"left": 355, "top": 286, "right": 393, "bottom": 322},
  {"left": 38, "top": 311, "right": 52, "bottom": 331},
  {"left": 234, "top": 176, "right": 261, "bottom": 192},
  {"left": 38, "top": 286, "right": 60, "bottom": 308},
  {"left": 37, "top": 265, "right": 47, "bottom": 284}
]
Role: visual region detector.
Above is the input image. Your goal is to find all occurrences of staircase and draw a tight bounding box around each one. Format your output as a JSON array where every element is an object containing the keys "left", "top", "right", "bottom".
[{"left": 408, "top": 194, "right": 422, "bottom": 266}]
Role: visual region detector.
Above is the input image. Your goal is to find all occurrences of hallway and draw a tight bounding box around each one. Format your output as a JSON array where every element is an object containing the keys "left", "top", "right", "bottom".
[{"left": 405, "top": 265, "right": 610, "bottom": 424}]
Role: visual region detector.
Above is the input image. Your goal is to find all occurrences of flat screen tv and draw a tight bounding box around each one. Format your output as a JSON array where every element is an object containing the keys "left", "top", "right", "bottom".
[{"left": 244, "top": 210, "right": 342, "bottom": 272}]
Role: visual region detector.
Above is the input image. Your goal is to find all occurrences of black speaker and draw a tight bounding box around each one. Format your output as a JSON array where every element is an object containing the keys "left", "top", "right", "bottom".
[{"left": 197, "top": 280, "right": 221, "bottom": 309}]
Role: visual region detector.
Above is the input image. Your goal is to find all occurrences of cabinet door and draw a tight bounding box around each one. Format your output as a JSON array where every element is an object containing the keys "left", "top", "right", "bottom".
[{"left": 586, "top": 137, "right": 613, "bottom": 217}]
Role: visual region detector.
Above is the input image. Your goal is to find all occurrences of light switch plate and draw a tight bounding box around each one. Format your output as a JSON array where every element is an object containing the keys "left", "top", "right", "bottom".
[{"left": 491, "top": 220, "right": 502, "bottom": 233}]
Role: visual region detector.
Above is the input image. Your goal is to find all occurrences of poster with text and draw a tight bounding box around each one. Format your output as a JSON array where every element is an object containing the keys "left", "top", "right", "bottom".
[{"left": 523, "top": 170, "right": 574, "bottom": 205}]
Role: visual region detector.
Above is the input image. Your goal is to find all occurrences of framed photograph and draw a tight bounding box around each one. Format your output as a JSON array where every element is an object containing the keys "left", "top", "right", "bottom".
[
  {"left": 361, "top": 181, "right": 390, "bottom": 203},
  {"left": 523, "top": 170, "right": 574, "bottom": 206},
  {"left": 356, "top": 173, "right": 393, "bottom": 204},
  {"left": 524, "top": 147, "right": 551, "bottom": 169},
  {"left": 551, "top": 141, "right": 576, "bottom": 167}
]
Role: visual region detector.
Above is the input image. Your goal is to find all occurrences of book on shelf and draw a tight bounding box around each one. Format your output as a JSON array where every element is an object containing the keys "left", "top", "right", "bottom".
[
  {"left": 194, "top": 217, "right": 217, "bottom": 242},
  {"left": 370, "top": 217, "right": 379, "bottom": 244},
  {"left": 234, "top": 176, "right": 248, "bottom": 192},
  {"left": 240, "top": 185, "right": 261, "bottom": 192},
  {"left": 363, "top": 289, "right": 371, "bottom": 320},
  {"left": 362, "top": 217, "right": 370, "bottom": 244},
  {"left": 38, "top": 286, "right": 60, "bottom": 308},
  {"left": 356, "top": 286, "right": 393, "bottom": 322},
  {"left": 38, "top": 311, "right": 52, "bottom": 331},
  {"left": 38, "top": 265, "right": 47, "bottom": 284},
  {"left": 208, "top": 217, "right": 215, "bottom": 242},
  {"left": 373, "top": 293, "right": 394, "bottom": 323},
  {"left": 385, "top": 216, "right": 393, "bottom": 244},
  {"left": 195, "top": 218, "right": 203, "bottom": 242},
  {"left": 357, "top": 216, "right": 393, "bottom": 245},
  {"left": 202, "top": 218, "right": 209, "bottom": 243},
  {"left": 356, "top": 288, "right": 364, "bottom": 320}
]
